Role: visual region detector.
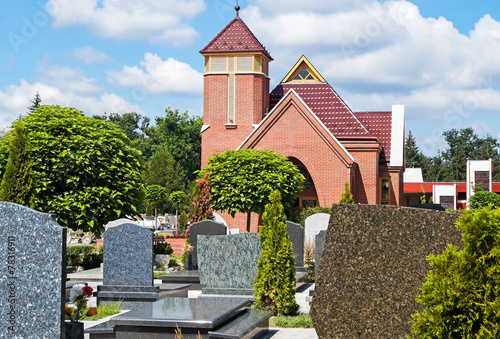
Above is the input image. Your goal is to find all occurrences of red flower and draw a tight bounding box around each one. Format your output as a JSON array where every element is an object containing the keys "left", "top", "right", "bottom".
[{"left": 82, "top": 285, "right": 94, "bottom": 297}]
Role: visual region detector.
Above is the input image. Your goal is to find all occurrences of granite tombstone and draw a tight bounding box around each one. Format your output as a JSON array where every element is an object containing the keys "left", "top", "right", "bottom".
[
  {"left": 310, "top": 204, "right": 463, "bottom": 338},
  {"left": 188, "top": 220, "right": 227, "bottom": 269},
  {"left": 95, "top": 222, "right": 158, "bottom": 305},
  {"left": 304, "top": 213, "right": 329, "bottom": 244},
  {"left": 314, "top": 230, "right": 327, "bottom": 278},
  {"left": 198, "top": 233, "right": 261, "bottom": 295},
  {"left": 0, "top": 203, "right": 66, "bottom": 339},
  {"left": 286, "top": 221, "right": 304, "bottom": 267}
]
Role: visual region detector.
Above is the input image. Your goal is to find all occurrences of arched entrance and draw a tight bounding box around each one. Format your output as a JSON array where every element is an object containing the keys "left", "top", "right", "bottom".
[{"left": 289, "top": 157, "right": 319, "bottom": 207}]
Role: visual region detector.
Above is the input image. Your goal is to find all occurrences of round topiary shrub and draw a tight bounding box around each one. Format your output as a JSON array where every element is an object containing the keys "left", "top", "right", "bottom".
[{"left": 469, "top": 191, "right": 500, "bottom": 209}]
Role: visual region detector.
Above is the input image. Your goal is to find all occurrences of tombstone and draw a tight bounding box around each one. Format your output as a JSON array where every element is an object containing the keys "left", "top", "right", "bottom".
[
  {"left": 315, "top": 230, "right": 327, "bottom": 278},
  {"left": 95, "top": 222, "right": 158, "bottom": 306},
  {"left": 310, "top": 204, "right": 463, "bottom": 338},
  {"left": 286, "top": 221, "right": 304, "bottom": 267},
  {"left": 104, "top": 218, "right": 141, "bottom": 229},
  {"left": 188, "top": 220, "right": 227, "bottom": 269},
  {"left": 304, "top": 213, "right": 329, "bottom": 244},
  {"left": 198, "top": 233, "right": 261, "bottom": 296},
  {"left": 0, "top": 203, "right": 66, "bottom": 338}
]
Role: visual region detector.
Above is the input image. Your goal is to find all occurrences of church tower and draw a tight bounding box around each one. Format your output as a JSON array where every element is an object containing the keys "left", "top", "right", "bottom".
[{"left": 199, "top": 8, "right": 272, "bottom": 167}]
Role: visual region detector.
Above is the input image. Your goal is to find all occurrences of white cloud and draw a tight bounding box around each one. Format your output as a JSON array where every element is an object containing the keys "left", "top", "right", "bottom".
[
  {"left": 46, "top": 0, "right": 205, "bottom": 45},
  {"left": 0, "top": 79, "right": 143, "bottom": 127},
  {"left": 107, "top": 53, "right": 203, "bottom": 95},
  {"left": 70, "top": 46, "right": 112, "bottom": 65}
]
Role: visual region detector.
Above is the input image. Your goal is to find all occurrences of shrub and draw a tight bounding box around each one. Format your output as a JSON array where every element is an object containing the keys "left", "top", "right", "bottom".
[
  {"left": 178, "top": 210, "right": 188, "bottom": 232},
  {"left": 410, "top": 206, "right": 500, "bottom": 337},
  {"left": 153, "top": 242, "right": 173, "bottom": 255},
  {"left": 253, "top": 190, "right": 299, "bottom": 316},
  {"left": 469, "top": 191, "right": 500, "bottom": 209},
  {"left": 66, "top": 245, "right": 103, "bottom": 269},
  {"left": 339, "top": 182, "right": 354, "bottom": 204}
]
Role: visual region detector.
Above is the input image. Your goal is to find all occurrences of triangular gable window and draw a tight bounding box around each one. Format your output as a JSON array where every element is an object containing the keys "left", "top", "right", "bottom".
[{"left": 294, "top": 67, "right": 315, "bottom": 81}]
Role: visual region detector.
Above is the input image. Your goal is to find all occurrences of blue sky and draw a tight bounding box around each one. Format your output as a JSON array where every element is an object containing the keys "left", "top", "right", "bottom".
[{"left": 1, "top": 0, "right": 500, "bottom": 156}]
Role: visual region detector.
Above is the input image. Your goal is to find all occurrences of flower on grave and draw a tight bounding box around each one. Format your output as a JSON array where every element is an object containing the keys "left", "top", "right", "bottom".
[
  {"left": 66, "top": 284, "right": 94, "bottom": 322},
  {"left": 86, "top": 307, "right": 98, "bottom": 317}
]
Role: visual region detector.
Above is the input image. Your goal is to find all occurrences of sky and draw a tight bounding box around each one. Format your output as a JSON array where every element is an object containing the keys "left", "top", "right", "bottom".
[{"left": 1, "top": 0, "right": 500, "bottom": 157}]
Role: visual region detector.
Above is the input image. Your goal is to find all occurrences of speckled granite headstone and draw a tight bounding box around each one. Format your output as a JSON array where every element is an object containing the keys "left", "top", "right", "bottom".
[
  {"left": 286, "top": 221, "right": 304, "bottom": 267},
  {"left": 0, "top": 202, "right": 66, "bottom": 339},
  {"left": 198, "top": 233, "right": 261, "bottom": 293},
  {"left": 103, "top": 223, "right": 153, "bottom": 286},
  {"left": 304, "top": 213, "right": 329, "bottom": 244},
  {"left": 310, "top": 204, "right": 463, "bottom": 338},
  {"left": 314, "top": 230, "right": 326, "bottom": 278},
  {"left": 105, "top": 218, "right": 140, "bottom": 229},
  {"left": 189, "top": 220, "right": 227, "bottom": 269}
]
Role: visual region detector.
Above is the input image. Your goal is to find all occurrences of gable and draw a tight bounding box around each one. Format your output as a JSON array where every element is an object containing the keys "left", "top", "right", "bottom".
[
  {"left": 281, "top": 55, "right": 326, "bottom": 83},
  {"left": 239, "top": 89, "right": 354, "bottom": 167}
]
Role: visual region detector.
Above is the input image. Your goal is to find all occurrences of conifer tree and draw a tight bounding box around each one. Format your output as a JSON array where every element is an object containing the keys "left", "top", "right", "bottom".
[
  {"left": 0, "top": 122, "right": 35, "bottom": 206},
  {"left": 339, "top": 182, "right": 354, "bottom": 203},
  {"left": 27, "top": 92, "right": 41, "bottom": 114},
  {"left": 254, "top": 190, "right": 299, "bottom": 316}
]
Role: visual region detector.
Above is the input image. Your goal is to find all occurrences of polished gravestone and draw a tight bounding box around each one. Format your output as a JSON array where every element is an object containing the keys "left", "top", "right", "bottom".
[
  {"left": 304, "top": 213, "right": 329, "bottom": 244},
  {"left": 286, "top": 221, "right": 304, "bottom": 267},
  {"left": 314, "top": 230, "right": 327, "bottom": 278},
  {"left": 0, "top": 203, "right": 66, "bottom": 338},
  {"left": 87, "top": 296, "right": 271, "bottom": 339},
  {"left": 95, "top": 222, "right": 158, "bottom": 306},
  {"left": 188, "top": 220, "right": 227, "bottom": 269},
  {"left": 198, "top": 233, "right": 261, "bottom": 296}
]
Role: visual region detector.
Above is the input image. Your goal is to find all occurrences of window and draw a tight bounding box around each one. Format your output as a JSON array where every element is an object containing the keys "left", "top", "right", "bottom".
[
  {"left": 294, "top": 67, "right": 315, "bottom": 80},
  {"left": 379, "top": 178, "right": 391, "bottom": 205}
]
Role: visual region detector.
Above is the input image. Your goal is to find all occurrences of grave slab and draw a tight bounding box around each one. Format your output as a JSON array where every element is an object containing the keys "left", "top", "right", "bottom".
[
  {"left": 286, "top": 221, "right": 304, "bottom": 267},
  {"left": 189, "top": 220, "right": 227, "bottom": 269}
]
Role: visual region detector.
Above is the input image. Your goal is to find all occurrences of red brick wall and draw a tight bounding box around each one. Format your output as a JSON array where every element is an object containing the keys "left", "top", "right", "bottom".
[{"left": 344, "top": 142, "right": 381, "bottom": 204}]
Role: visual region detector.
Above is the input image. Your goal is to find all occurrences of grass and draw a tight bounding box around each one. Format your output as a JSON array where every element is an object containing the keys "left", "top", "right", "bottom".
[
  {"left": 269, "top": 313, "right": 314, "bottom": 328},
  {"left": 82, "top": 301, "right": 123, "bottom": 321}
]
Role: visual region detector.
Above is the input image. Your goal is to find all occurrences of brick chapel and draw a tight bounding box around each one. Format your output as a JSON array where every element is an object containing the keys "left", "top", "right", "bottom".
[{"left": 200, "top": 11, "right": 405, "bottom": 232}]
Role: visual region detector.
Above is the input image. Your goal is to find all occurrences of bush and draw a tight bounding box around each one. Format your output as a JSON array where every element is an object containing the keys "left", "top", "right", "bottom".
[
  {"left": 269, "top": 314, "right": 314, "bottom": 328},
  {"left": 153, "top": 242, "right": 173, "bottom": 255},
  {"left": 469, "top": 191, "right": 500, "bottom": 209},
  {"left": 410, "top": 206, "right": 500, "bottom": 337},
  {"left": 178, "top": 210, "right": 188, "bottom": 232},
  {"left": 66, "top": 245, "right": 103, "bottom": 269}
]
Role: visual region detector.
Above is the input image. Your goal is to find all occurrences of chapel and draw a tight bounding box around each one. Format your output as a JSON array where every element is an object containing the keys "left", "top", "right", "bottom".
[{"left": 200, "top": 10, "right": 405, "bottom": 232}]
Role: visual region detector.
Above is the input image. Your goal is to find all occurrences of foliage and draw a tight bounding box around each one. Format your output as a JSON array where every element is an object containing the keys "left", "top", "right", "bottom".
[
  {"left": 420, "top": 185, "right": 427, "bottom": 204},
  {"left": 65, "top": 284, "right": 94, "bottom": 322},
  {"left": 410, "top": 206, "right": 500, "bottom": 337},
  {"left": 153, "top": 242, "right": 174, "bottom": 255},
  {"left": 93, "top": 112, "right": 150, "bottom": 150},
  {"left": 269, "top": 314, "right": 314, "bottom": 328},
  {"left": 27, "top": 92, "right": 41, "bottom": 114},
  {"left": 0, "top": 105, "right": 145, "bottom": 236},
  {"left": 405, "top": 130, "right": 429, "bottom": 171},
  {"left": 83, "top": 301, "right": 123, "bottom": 321},
  {"left": 190, "top": 172, "right": 212, "bottom": 224},
  {"left": 254, "top": 190, "right": 299, "bottom": 316},
  {"left": 66, "top": 245, "right": 103, "bottom": 269},
  {"left": 302, "top": 240, "right": 315, "bottom": 283},
  {"left": 469, "top": 191, "right": 500, "bottom": 210},
  {"left": 202, "top": 149, "right": 304, "bottom": 232},
  {"left": 287, "top": 206, "right": 332, "bottom": 227},
  {"left": 0, "top": 122, "right": 35, "bottom": 206},
  {"left": 339, "top": 182, "right": 354, "bottom": 204},
  {"left": 146, "top": 185, "right": 168, "bottom": 229},
  {"left": 178, "top": 210, "right": 188, "bottom": 232},
  {"left": 170, "top": 190, "right": 188, "bottom": 225}
]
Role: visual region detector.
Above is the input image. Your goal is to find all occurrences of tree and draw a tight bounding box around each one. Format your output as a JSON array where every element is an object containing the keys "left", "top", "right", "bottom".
[
  {"left": 253, "top": 190, "right": 299, "bottom": 316},
  {"left": 27, "top": 92, "right": 41, "bottom": 114},
  {"left": 339, "top": 182, "right": 354, "bottom": 204},
  {"left": 190, "top": 172, "right": 212, "bottom": 224},
  {"left": 153, "top": 107, "right": 203, "bottom": 183},
  {"left": 146, "top": 185, "right": 168, "bottom": 230},
  {"left": 405, "top": 130, "right": 428, "bottom": 170},
  {"left": 410, "top": 206, "right": 500, "bottom": 337},
  {"left": 0, "top": 105, "right": 145, "bottom": 236},
  {"left": 0, "top": 122, "right": 35, "bottom": 206},
  {"left": 169, "top": 191, "right": 188, "bottom": 228},
  {"left": 202, "top": 149, "right": 304, "bottom": 232}
]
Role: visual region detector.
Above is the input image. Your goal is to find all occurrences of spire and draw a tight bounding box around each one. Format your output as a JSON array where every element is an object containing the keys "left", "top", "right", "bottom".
[{"left": 235, "top": 0, "right": 240, "bottom": 18}]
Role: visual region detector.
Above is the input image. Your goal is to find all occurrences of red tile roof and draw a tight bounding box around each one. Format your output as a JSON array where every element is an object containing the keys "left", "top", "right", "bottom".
[
  {"left": 200, "top": 17, "right": 272, "bottom": 60},
  {"left": 355, "top": 111, "right": 392, "bottom": 163}
]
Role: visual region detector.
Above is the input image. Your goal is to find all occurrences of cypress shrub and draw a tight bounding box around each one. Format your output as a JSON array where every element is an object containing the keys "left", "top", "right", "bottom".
[{"left": 253, "top": 190, "right": 299, "bottom": 316}]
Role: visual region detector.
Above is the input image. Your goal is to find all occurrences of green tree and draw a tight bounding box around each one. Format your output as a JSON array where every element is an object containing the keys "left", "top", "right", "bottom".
[
  {"left": 169, "top": 190, "right": 188, "bottom": 228},
  {"left": 253, "top": 190, "right": 299, "bottom": 316},
  {"left": 0, "top": 122, "right": 35, "bottom": 206},
  {"left": 339, "top": 182, "right": 354, "bottom": 204},
  {"left": 425, "top": 154, "right": 449, "bottom": 182},
  {"left": 27, "top": 92, "right": 41, "bottom": 114},
  {"left": 0, "top": 105, "right": 145, "bottom": 236},
  {"left": 410, "top": 206, "right": 500, "bottom": 337},
  {"left": 202, "top": 149, "right": 304, "bottom": 232},
  {"left": 405, "top": 130, "right": 428, "bottom": 170},
  {"left": 178, "top": 210, "right": 188, "bottom": 232},
  {"left": 153, "top": 108, "right": 203, "bottom": 183},
  {"left": 146, "top": 185, "right": 168, "bottom": 230},
  {"left": 469, "top": 191, "right": 500, "bottom": 210}
]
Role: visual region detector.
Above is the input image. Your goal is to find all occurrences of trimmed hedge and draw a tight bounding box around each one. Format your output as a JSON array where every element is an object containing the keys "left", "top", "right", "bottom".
[{"left": 66, "top": 244, "right": 103, "bottom": 269}]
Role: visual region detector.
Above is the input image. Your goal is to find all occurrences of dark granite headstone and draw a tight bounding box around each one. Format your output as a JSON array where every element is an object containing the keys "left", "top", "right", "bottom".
[
  {"left": 189, "top": 220, "right": 227, "bottom": 269},
  {"left": 96, "top": 222, "right": 158, "bottom": 305},
  {"left": 314, "top": 230, "right": 327, "bottom": 278},
  {"left": 0, "top": 203, "right": 66, "bottom": 338},
  {"left": 198, "top": 233, "right": 261, "bottom": 295},
  {"left": 286, "top": 221, "right": 304, "bottom": 267},
  {"left": 310, "top": 204, "right": 463, "bottom": 338}
]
